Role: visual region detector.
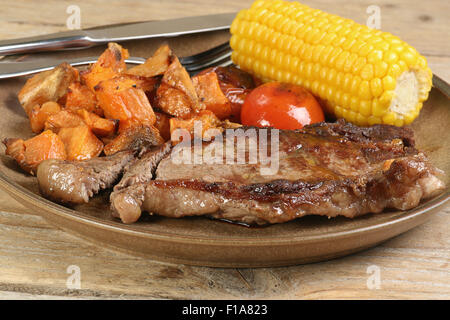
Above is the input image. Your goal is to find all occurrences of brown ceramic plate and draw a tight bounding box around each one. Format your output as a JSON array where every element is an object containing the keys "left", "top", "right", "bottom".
[{"left": 0, "top": 40, "right": 449, "bottom": 267}]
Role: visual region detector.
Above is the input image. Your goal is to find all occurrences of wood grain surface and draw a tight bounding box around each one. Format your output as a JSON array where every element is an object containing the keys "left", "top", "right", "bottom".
[{"left": 0, "top": 0, "right": 449, "bottom": 300}]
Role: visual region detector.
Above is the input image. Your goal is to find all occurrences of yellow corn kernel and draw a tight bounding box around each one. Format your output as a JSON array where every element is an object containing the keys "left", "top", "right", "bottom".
[
  {"left": 368, "top": 115, "right": 382, "bottom": 125},
  {"left": 382, "top": 75, "right": 396, "bottom": 91},
  {"left": 382, "top": 112, "right": 396, "bottom": 125},
  {"left": 403, "top": 112, "right": 417, "bottom": 125},
  {"left": 379, "top": 90, "right": 395, "bottom": 107},
  {"left": 352, "top": 56, "right": 367, "bottom": 75},
  {"left": 334, "top": 105, "right": 344, "bottom": 118},
  {"left": 358, "top": 80, "right": 372, "bottom": 99},
  {"left": 350, "top": 76, "right": 362, "bottom": 96},
  {"left": 359, "top": 44, "right": 374, "bottom": 57},
  {"left": 356, "top": 113, "right": 369, "bottom": 126},
  {"left": 394, "top": 118, "right": 404, "bottom": 127},
  {"left": 401, "top": 48, "right": 418, "bottom": 67},
  {"left": 350, "top": 96, "right": 359, "bottom": 112},
  {"left": 389, "top": 64, "right": 402, "bottom": 78},
  {"left": 384, "top": 51, "right": 399, "bottom": 65},
  {"left": 335, "top": 51, "right": 350, "bottom": 71},
  {"left": 343, "top": 53, "right": 358, "bottom": 73},
  {"left": 372, "top": 99, "right": 386, "bottom": 117},
  {"left": 370, "top": 78, "right": 383, "bottom": 97},
  {"left": 342, "top": 73, "right": 353, "bottom": 92},
  {"left": 347, "top": 110, "right": 357, "bottom": 123},
  {"left": 359, "top": 100, "right": 372, "bottom": 116},
  {"left": 361, "top": 64, "right": 374, "bottom": 80},
  {"left": 374, "top": 61, "right": 389, "bottom": 78},
  {"left": 367, "top": 50, "right": 383, "bottom": 64}
]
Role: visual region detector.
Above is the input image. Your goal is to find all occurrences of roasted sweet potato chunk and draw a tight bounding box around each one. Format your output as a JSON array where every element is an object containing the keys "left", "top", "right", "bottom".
[
  {"left": 29, "top": 101, "right": 62, "bottom": 133},
  {"left": 155, "top": 83, "right": 192, "bottom": 119},
  {"left": 124, "top": 75, "right": 159, "bottom": 93},
  {"left": 192, "top": 72, "right": 232, "bottom": 120},
  {"left": 170, "top": 110, "right": 222, "bottom": 144},
  {"left": 18, "top": 62, "right": 79, "bottom": 115},
  {"left": 82, "top": 42, "right": 129, "bottom": 91},
  {"left": 156, "top": 56, "right": 201, "bottom": 118},
  {"left": 3, "top": 130, "right": 67, "bottom": 174},
  {"left": 127, "top": 44, "right": 173, "bottom": 77},
  {"left": 65, "top": 82, "right": 102, "bottom": 116},
  {"left": 199, "top": 66, "right": 260, "bottom": 89},
  {"left": 95, "top": 76, "right": 156, "bottom": 131},
  {"left": 198, "top": 66, "right": 259, "bottom": 122},
  {"left": 103, "top": 125, "right": 164, "bottom": 155},
  {"left": 44, "top": 110, "right": 85, "bottom": 133},
  {"left": 154, "top": 112, "right": 171, "bottom": 141},
  {"left": 76, "top": 109, "right": 117, "bottom": 137},
  {"left": 58, "top": 125, "right": 103, "bottom": 160}
]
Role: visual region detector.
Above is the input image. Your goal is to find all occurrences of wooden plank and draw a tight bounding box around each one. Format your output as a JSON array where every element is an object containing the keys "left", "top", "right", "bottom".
[{"left": 0, "top": 199, "right": 448, "bottom": 299}]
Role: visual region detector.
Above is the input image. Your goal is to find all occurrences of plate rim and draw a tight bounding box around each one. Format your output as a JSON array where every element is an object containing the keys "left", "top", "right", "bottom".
[{"left": 0, "top": 74, "right": 449, "bottom": 247}]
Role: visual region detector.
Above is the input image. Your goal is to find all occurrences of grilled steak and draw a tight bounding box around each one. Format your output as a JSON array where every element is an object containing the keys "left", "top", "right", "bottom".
[
  {"left": 110, "top": 142, "right": 172, "bottom": 223},
  {"left": 110, "top": 120, "right": 445, "bottom": 225},
  {"left": 37, "top": 151, "right": 134, "bottom": 204},
  {"left": 113, "top": 141, "right": 172, "bottom": 191}
]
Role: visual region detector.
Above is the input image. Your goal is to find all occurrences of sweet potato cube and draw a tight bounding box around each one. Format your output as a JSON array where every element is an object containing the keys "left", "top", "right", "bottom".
[
  {"left": 156, "top": 56, "right": 201, "bottom": 118},
  {"left": 65, "top": 82, "right": 102, "bottom": 116},
  {"left": 131, "top": 75, "right": 159, "bottom": 93},
  {"left": 127, "top": 44, "right": 172, "bottom": 77},
  {"left": 154, "top": 112, "right": 171, "bottom": 141},
  {"left": 156, "top": 83, "right": 192, "bottom": 119},
  {"left": 18, "top": 62, "right": 79, "bottom": 115},
  {"left": 94, "top": 76, "right": 156, "bottom": 131},
  {"left": 103, "top": 74, "right": 158, "bottom": 93},
  {"left": 76, "top": 109, "right": 117, "bottom": 137},
  {"left": 58, "top": 125, "right": 103, "bottom": 160},
  {"left": 29, "top": 101, "right": 62, "bottom": 133},
  {"left": 44, "top": 110, "right": 85, "bottom": 133},
  {"left": 198, "top": 66, "right": 258, "bottom": 122},
  {"left": 169, "top": 110, "right": 222, "bottom": 144},
  {"left": 3, "top": 131, "right": 67, "bottom": 174},
  {"left": 192, "top": 72, "right": 232, "bottom": 120},
  {"left": 82, "top": 42, "right": 129, "bottom": 91}
]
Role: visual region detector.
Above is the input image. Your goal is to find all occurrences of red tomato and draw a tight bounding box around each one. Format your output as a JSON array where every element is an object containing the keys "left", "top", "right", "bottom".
[{"left": 240, "top": 82, "right": 324, "bottom": 130}]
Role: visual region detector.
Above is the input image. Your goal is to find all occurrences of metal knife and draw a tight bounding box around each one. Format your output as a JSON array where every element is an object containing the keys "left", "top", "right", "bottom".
[{"left": 0, "top": 12, "right": 236, "bottom": 56}]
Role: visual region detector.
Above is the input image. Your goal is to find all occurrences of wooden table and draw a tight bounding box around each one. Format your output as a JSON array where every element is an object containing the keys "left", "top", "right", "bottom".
[{"left": 0, "top": 0, "right": 449, "bottom": 300}]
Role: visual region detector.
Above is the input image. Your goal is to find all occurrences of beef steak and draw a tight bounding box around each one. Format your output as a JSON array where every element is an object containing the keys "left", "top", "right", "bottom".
[
  {"left": 110, "top": 142, "right": 172, "bottom": 223},
  {"left": 37, "top": 151, "right": 134, "bottom": 204},
  {"left": 111, "top": 120, "right": 445, "bottom": 224}
]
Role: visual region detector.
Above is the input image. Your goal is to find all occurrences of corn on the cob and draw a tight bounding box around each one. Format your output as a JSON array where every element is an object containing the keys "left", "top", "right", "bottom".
[{"left": 230, "top": 0, "right": 432, "bottom": 126}]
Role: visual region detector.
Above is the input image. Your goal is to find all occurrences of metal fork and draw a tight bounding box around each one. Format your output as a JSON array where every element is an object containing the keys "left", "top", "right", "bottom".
[{"left": 0, "top": 42, "right": 232, "bottom": 79}]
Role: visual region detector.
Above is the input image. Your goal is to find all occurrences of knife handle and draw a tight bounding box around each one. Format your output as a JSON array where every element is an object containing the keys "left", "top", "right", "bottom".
[{"left": 0, "top": 30, "right": 95, "bottom": 56}]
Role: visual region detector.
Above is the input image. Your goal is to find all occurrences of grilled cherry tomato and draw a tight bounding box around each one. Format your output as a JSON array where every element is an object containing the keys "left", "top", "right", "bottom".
[{"left": 241, "top": 82, "right": 324, "bottom": 130}]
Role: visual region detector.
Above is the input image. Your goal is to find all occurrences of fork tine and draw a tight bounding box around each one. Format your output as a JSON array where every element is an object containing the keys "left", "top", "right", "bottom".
[
  {"left": 184, "top": 50, "right": 232, "bottom": 72},
  {"left": 179, "top": 42, "right": 230, "bottom": 65}
]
